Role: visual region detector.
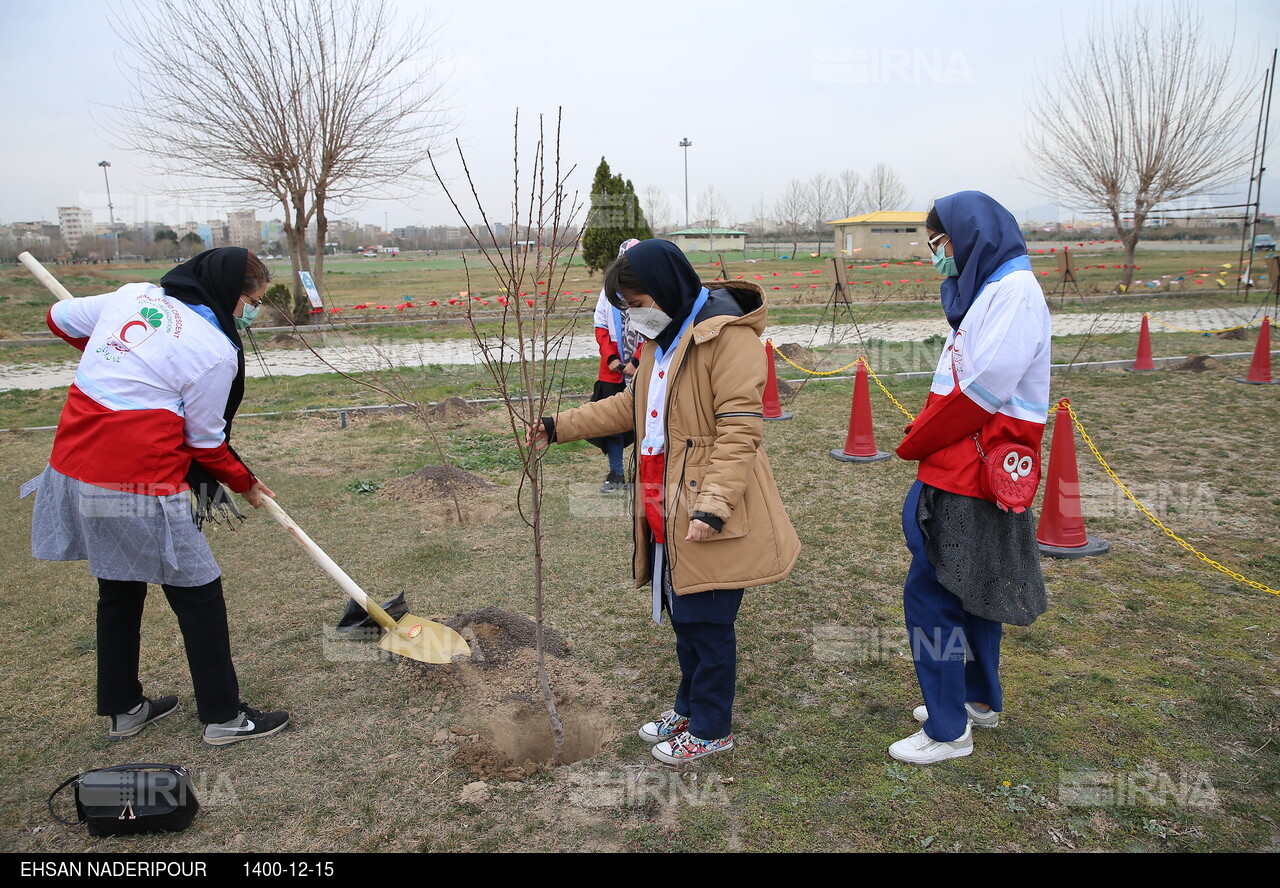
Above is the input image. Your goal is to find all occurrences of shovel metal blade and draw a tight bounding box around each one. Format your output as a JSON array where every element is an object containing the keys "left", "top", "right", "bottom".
[{"left": 377, "top": 614, "right": 470, "bottom": 664}]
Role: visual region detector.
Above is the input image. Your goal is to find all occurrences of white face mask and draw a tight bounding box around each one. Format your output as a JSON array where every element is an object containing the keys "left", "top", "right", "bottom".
[{"left": 627, "top": 305, "right": 672, "bottom": 339}]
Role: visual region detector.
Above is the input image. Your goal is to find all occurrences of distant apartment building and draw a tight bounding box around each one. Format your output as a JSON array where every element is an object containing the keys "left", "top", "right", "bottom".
[
  {"left": 228, "top": 210, "right": 260, "bottom": 249},
  {"left": 58, "top": 206, "right": 95, "bottom": 250}
]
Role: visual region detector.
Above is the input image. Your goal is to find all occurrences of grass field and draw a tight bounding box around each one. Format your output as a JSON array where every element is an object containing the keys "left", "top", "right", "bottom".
[{"left": 0, "top": 253, "right": 1276, "bottom": 853}]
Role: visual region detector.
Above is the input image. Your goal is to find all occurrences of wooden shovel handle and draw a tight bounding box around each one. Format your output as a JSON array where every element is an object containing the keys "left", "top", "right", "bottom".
[
  {"left": 18, "top": 252, "right": 75, "bottom": 302},
  {"left": 259, "top": 496, "right": 377, "bottom": 615}
]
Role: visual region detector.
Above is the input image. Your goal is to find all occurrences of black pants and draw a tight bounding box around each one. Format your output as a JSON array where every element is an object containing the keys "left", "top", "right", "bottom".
[{"left": 96, "top": 577, "right": 240, "bottom": 724}]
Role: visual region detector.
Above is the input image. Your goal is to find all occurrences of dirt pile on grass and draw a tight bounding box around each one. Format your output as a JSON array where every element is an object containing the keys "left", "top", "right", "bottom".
[
  {"left": 1214, "top": 327, "right": 1249, "bottom": 341},
  {"left": 379, "top": 465, "right": 494, "bottom": 502},
  {"left": 1169, "top": 354, "right": 1223, "bottom": 372},
  {"left": 426, "top": 397, "right": 483, "bottom": 423},
  {"left": 405, "top": 608, "right": 615, "bottom": 781}
]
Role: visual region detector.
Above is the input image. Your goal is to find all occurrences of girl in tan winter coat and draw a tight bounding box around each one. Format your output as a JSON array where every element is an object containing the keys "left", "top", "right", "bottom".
[{"left": 530, "top": 239, "right": 799, "bottom": 763}]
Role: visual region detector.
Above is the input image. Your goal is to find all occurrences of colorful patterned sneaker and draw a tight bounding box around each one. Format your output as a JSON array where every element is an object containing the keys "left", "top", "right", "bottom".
[
  {"left": 913, "top": 703, "right": 1000, "bottom": 728},
  {"left": 638, "top": 710, "right": 690, "bottom": 744},
  {"left": 108, "top": 695, "right": 179, "bottom": 741},
  {"left": 888, "top": 725, "right": 973, "bottom": 765},
  {"left": 651, "top": 730, "right": 734, "bottom": 764},
  {"left": 202, "top": 702, "right": 289, "bottom": 747}
]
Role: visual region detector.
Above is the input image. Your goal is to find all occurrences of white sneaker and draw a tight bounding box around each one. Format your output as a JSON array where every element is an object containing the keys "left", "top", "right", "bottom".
[
  {"left": 912, "top": 702, "right": 1000, "bottom": 728},
  {"left": 888, "top": 725, "right": 973, "bottom": 764},
  {"left": 638, "top": 710, "right": 689, "bottom": 744}
]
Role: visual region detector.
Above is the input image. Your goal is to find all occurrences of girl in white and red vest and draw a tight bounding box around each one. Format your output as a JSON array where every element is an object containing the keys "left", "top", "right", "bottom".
[{"left": 890, "top": 191, "right": 1051, "bottom": 765}]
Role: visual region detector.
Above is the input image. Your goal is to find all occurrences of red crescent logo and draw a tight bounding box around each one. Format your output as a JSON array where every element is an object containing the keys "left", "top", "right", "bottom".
[{"left": 120, "top": 320, "right": 147, "bottom": 342}]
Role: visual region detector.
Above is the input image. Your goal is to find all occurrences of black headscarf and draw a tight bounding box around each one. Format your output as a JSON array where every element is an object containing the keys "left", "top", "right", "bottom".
[
  {"left": 624, "top": 239, "right": 705, "bottom": 352},
  {"left": 160, "top": 248, "right": 251, "bottom": 527}
]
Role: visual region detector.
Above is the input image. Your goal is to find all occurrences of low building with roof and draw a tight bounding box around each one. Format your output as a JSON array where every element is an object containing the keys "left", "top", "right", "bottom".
[
  {"left": 828, "top": 211, "right": 929, "bottom": 260},
  {"left": 666, "top": 227, "right": 749, "bottom": 253}
]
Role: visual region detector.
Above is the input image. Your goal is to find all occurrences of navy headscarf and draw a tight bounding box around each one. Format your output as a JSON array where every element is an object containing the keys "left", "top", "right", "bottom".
[
  {"left": 160, "top": 248, "right": 251, "bottom": 526},
  {"left": 624, "top": 239, "right": 706, "bottom": 353},
  {"left": 931, "top": 191, "right": 1029, "bottom": 330}
]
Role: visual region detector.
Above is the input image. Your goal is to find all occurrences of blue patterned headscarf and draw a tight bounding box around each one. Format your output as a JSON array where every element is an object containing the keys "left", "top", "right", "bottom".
[{"left": 931, "top": 191, "right": 1029, "bottom": 330}]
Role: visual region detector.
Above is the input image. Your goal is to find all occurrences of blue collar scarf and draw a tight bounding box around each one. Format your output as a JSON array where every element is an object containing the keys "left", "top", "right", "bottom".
[{"left": 653, "top": 287, "right": 710, "bottom": 364}]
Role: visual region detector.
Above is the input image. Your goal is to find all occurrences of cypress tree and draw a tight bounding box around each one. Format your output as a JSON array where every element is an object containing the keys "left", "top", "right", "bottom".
[{"left": 582, "top": 157, "right": 653, "bottom": 272}]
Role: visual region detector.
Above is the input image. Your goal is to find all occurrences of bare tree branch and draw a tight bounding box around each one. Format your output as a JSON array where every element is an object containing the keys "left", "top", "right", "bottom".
[
  {"left": 108, "top": 0, "right": 450, "bottom": 319},
  {"left": 1025, "top": 1, "right": 1254, "bottom": 289}
]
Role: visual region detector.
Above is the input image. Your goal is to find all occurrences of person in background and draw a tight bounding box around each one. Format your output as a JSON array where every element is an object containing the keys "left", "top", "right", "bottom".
[
  {"left": 589, "top": 238, "right": 643, "bottom": 492},
  {"left": 23, "top": 248, "right": 289, "bottom": 747},
  {"left": 529, "top": 239, "right": 800, "bottom": 764},
  {"left": 891, "top": 191, "right": 1051, "bottom": 764}
]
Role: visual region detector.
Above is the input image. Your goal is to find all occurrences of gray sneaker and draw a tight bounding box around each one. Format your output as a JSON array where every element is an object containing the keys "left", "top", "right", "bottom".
[
  {"left": 108, "top": 695, "right": 179, "bottom": 741},
  {"left": 913, "top": 702, "right": 1000, "bottom": 728},
  {"left": 202, "top": 703, "right": 289, "bottom": 747}
]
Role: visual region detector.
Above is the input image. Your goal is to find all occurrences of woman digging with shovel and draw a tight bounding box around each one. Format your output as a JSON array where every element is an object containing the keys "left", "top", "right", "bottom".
[{"left": 21, "top": 247, "right": 289, "bottom": 747}]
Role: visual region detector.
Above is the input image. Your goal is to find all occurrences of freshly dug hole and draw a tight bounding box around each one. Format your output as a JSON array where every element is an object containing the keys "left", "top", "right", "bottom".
[
  {"left": 407, "top": 608, "right": 620, "bottom": 778},
  {"left": 453, "top": 701, "right": 613, "bottom": 778}
]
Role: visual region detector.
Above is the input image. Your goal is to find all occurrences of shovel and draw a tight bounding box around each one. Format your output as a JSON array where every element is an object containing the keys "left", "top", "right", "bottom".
[{"left": 261, "top": 497, "right": 470, "bottom": 664}]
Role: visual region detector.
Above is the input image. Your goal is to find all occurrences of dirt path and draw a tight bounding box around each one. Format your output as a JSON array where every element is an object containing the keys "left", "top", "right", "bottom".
[{"left": 0, "top": 307, "right": 1259, "bottom": 392}]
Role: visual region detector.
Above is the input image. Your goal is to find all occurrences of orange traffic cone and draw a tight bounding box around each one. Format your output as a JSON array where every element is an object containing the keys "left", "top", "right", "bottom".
[
  {"left": 830, "top": 358, "right": 890, "bottom": 462},
  {"left": 1236, "top": 316, "right": 1279, "bottom": 385},
  {"left": 763, "top": 341, "right": 793, "bottom": 421},
  {"left": 1130, "top": 314, "right": 1156, "bottom": 371},
  {"left": 1037, "top": 399, "right": 1110, "bottom": 558}
]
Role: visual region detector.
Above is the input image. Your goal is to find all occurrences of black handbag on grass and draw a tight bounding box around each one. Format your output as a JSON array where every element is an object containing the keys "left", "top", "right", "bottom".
[{"left": 48, "top": 763, "right": 199, "bottom": 836}]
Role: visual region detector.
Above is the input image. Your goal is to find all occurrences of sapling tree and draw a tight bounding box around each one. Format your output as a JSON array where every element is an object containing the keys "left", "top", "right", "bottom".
[{"left": 430, "top": 111, "right": 586, "bottom": 763}]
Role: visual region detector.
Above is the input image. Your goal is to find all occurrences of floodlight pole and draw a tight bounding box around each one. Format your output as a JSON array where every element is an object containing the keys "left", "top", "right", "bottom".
[
  {"left": 98, "top": 160, "right": 119, "bottom": 261},
  {"left": 679, "top": 138, "right": 692, "bottom": 228}
]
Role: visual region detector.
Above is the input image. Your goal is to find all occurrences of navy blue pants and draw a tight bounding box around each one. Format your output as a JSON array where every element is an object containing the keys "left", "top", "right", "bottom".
[
  {"left": 96, "top": 577, "right": 240, "bottom": 724},
  {"left": 671, "top": 619, "right": 737, "bottom": 740},
  {"left": 665, "top": 584, "right": 742, "bottom": 741},
  {"left": 902, "top": 481, "right": 1003, "bottom": 742}
]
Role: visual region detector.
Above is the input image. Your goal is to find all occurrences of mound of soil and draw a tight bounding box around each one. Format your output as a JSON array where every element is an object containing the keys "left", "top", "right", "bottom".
[
  {"left": 775, "top": 342, "right": 818, "bottom": 367},
  {"left": 1214, "top": 328, "right": 1249, "bottom": 340},
  {"left": 1170, "top": 354, "right": 1222, "bottom": 372},
  {"left": 426, "top": 397, "right": 483, "bottom": 423},
  {"left": 443, "top": 607, "right": 568, "bottom": 667},
  {"left": 380, "top": 465, "right": 494, "bottom": 503}
]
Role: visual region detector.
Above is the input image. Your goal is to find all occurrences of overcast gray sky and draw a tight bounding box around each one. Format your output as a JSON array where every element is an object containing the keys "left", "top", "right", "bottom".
[{"left": 1, "top": 0, "right": 1276, "bottom": 230}]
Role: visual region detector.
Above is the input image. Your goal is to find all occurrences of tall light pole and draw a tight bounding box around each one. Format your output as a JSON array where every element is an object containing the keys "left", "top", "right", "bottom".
[
  {"left": 98, "top": 160, "right": 119, "bottom": 261},
  {"left": 679, "top": 138, "right": 692, "bottom": 228}
]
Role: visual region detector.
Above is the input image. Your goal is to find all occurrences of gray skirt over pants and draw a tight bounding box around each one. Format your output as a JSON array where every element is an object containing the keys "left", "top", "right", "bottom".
[{"left": 23, "top": 465, "right": 221, "bottom": 587}]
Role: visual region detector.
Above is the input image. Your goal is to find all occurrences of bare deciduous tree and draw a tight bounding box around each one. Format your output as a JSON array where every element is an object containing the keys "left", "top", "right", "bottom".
[
  {"left": 696, "top": 186, "right": 729, "bottom": 230},
  {"left": 862, "top": 163, "right": 910, "bottom": 212},
  {"left": 774, "top": 178, "right": 810, "bottom": 257},
  {"left": 749, "top": 196, "right": 772, "bottom": 235},
  {"left": 807, "top": 173, "right": 838, "bottom": 230},
  {"left": 838, "top": 169, "right": 865, "bottom": 218},
  {"left": 1025, "top": 2, "right": 1253, "bottom": 290},
  {"left": 110, "top": 0, "right": 449, "bottom": 320},
  {"left": 432, "top": 112, "right": 583, "bottom": 763},
  {"left": 640, "top": 185, "right": 673, "bottom": 234}
]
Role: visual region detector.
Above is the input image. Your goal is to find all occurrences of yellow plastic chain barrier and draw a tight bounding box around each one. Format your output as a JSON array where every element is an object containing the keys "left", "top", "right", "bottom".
[
  {"left": 1064, "top": 400, "right": 1278, "bottom": 597},
  {"left": 862, "top": 359, "right": 917, "bottom": 421},
  {"left": 767, "top": 339, "right": 864, "bottom": 376},
  {"left": 767, "top": 340, "right": 920, "bottom": 420}
]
